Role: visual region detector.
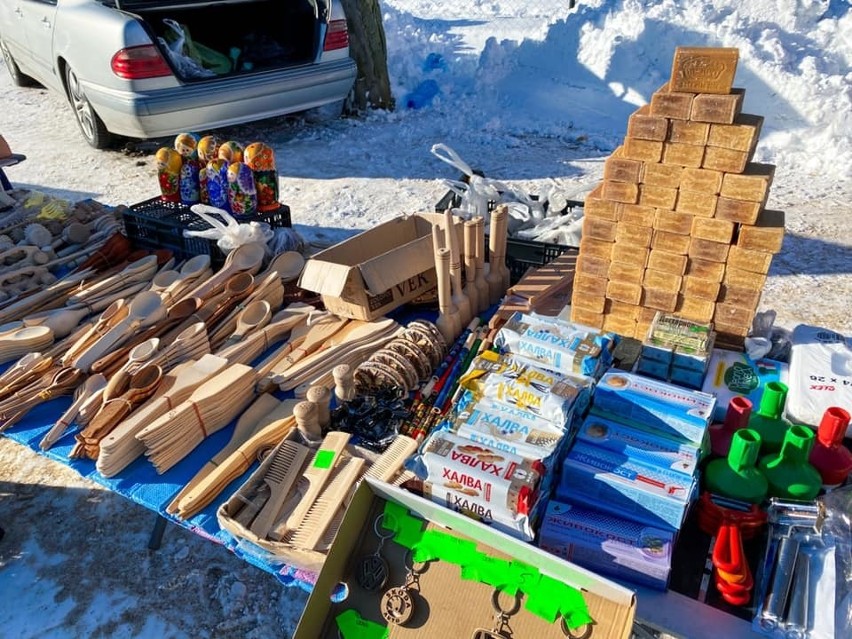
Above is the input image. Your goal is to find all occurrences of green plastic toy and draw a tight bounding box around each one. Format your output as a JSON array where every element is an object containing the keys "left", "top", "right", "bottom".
[
  {"left": 704, "top": 429, "right": 768, "bottom": 504},
  {"left": 758, "top": 425, "right": 822, "bottom": 500},
  {"left": 747, "top": 381, "right": 792, "bottom": 453}
]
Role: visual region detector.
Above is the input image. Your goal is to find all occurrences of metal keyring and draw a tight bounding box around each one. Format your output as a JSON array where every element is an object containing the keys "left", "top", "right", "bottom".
[
  {"left": 560, "top": 617, "right": 593, "bottom": 639},
  {"left": 403, "top": 548, "right": 428, "bottom": 576},
  {"left": 374, "top": 512, "right": 397, "bottom": 541},
  {"left": 491, "top": 588, "right": 522, "bottom": 617}
]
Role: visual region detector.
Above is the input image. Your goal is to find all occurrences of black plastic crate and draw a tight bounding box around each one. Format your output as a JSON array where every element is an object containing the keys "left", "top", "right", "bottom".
[
  {"left": 435, "top": 189, "right": 583, "bottom": 284},
  {"left": 123, "top": 197, "right": 291, "bottom": 268}
]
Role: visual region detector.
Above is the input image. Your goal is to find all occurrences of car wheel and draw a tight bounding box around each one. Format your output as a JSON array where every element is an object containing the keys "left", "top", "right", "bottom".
[
  {"left": 0, "top": 38, "right": 35, "bottom": 87},
  {"left": 65, "top": 66, "right": 113, "bottom": 149}
]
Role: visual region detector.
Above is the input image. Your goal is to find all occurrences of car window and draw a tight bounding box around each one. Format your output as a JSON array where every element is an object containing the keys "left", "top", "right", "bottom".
[{"left": 24, "top": 0, "right": 58, "bottom": 6}]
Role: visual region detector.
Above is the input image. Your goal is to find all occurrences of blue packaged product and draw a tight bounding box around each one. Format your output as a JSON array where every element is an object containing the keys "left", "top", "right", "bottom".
[
  {"left": 592, "top": 370, "right": 715, "bottom": 444},
  {"left": 641, "top": 342, "right": 674, "bottom": 365},
  {"left": 538, "top": 500, "right": 674, "bottom": 590},
  {"left": 577, "top": 413, "right": 700, "bottom": 475},
  {"left": 672, "top": 346, "right": 712, "bottom": 373},
  {"left": 669, "top": 364, "right": 706, "bottom": 390},
  {"left": 556, "top": 442, "right": 697, "bottom": 530},
  {"left": 636, "top": 356, "right": 670, "bottom": 381}
]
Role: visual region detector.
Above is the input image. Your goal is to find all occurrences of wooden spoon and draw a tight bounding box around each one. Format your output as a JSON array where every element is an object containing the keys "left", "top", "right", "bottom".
[
  {"left": 39, "top": 374, "right": 108, "bottom": 450},
  {"left": 220, "top": 300, "right": 271, "bottom": 350}
]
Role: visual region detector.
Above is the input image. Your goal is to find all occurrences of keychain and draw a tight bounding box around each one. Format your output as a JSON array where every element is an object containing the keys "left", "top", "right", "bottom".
[
  {"left": 472, "top": 588, "right": 521, "bottom": 638},
  {"left": 356, "top": 513, "right": 395, "bottom": 592},
  {"left": 561, "top": 615, "right": 593, "bottom": 639},
  {"left": 380, "top": 550, "right": 427, "bottom": 626}
]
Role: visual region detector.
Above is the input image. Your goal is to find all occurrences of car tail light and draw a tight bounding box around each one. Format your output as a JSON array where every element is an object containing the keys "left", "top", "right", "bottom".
[
  {"left": 323, "top": 19, "right": 349, "bottom": 51},
  {"left": 111, "top": 45, "right": 172, "bottom": 79}
]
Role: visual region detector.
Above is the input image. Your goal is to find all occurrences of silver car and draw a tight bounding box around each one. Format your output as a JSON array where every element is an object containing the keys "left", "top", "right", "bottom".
[{"left": 0, "top": 0, "right": 357, "bottom": 148}]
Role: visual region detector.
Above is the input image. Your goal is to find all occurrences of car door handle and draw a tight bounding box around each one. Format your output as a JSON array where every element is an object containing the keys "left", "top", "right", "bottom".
[{"left": 42, "top": 17, "right": 51, "bottom": 28}]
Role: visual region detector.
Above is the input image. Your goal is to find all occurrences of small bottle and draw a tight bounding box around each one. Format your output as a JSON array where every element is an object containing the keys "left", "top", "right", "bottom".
[
  {"left": 704, "top": 429, "right": 768, "bottom": 504},
  {"left": 809, "top": 406, "right": 852, "bottom": 488},
  {"left": 293, "top": 400, "right": 322, "bottom": 446},
  {"left": 709, "top": 396, "right": 753, "bottom": 458},
  {"left": 758, "top": 424, "right": 822, "bottom": 500},
  {"left": 747, "top": 381, "right": 793, "bottom": 453}
]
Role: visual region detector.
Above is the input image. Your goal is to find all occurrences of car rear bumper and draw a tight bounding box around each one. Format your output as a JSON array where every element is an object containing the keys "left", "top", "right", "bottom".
[{"left": 83, "top": 58, "right": 356, "bottom": 139}]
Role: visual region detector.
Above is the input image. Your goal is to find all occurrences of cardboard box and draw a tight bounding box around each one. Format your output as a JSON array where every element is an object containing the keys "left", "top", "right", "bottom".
[
  {"left": 680, "top": 167, "right": 723, "bottom": 193},
  {"left": 650, "top": 83, "right": 695, "bottom": 120},
  {"left": 669, "top": 47, "right": 739, "bottom": 94},
  {"left": 641, "top": 163, "right": 683, "bottom": 189},
  {"left": 300, "top": 213, "right": 461, "bottom": 321},
  {"left": 627, "top": 104, "right": 670, "bottom": 141},
  {"left": 293, "top": 478, "right": 636, "bottom": 639}
]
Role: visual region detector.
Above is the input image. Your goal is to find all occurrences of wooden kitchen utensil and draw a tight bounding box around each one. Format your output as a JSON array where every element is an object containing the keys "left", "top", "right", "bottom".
[
  {"left": 249, "top": 440, "right": 312, "bottom": 537},
  {"left": 443, "top": 210, "right": 472, "bottom": 326},
  {"left": 435, "top": 247, "right": 461, "bottom": 343},
  {"left": 463, "top": 219, "right": 482, "bottom": 317}
]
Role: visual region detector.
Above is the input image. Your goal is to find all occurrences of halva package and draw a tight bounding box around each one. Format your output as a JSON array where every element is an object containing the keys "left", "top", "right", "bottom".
[
  {"left": 494, "top": 312, "right": 616, "bottom": 378},
  {"left": 416, "top": 430, "right": 543, "bottom": 540}
]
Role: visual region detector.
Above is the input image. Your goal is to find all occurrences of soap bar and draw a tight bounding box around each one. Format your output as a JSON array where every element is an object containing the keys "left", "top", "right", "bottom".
[
  {"left": 691, "top": 89, "right": 744, "bottom": 124},
  {"left": 580, "top": 237, "right": 615, "bottom": 261},
  {"left": 668, "top": 120, "right": 710, "bottom": 146},
  {"left": 638, "top": 307, "right": 660, "bottom": 325},
  {"left": 603, "top": 180, "right": 640, "bottom": 204},
  {"left": 574, "top": 273, "right": 608, "bottom": 297},
  {"left": 685, "top": 258, "right": 725, "bottom": 282},
  {"left": 654, "top": 209, "right": 694, "bottom": 235},
  {"left": 681, "top": 276, "right": 721, "bottom": 301},
  {"left": 620, "top": 203, "right": 656, "bottom": 227},
  {"left": 689, "top": 237, "right": 731, "bottom": 263},
  {"left": 675, "top": 297, "right": 716, "bottom": 324},
  {"left": 611, "top": 245, "right": 649, "bottom": 268},
  {"left": 642, "top": 288, "right": 679, "bottom": 312},
  {"left": 718, "top": 284, "right": 761, "bottom": 309},
  {"left": 583, "top": 215, "right": 618, "bottom": 242},
  {"left": 714, "top": 302, "right": 754, "bottom": 328},
  {"left": 702, "top": 145, "right": 750, "bottom": 174},
  {"left": 616, "top": 222, "right": 654, "bottom": 248},
  {"left": 650, "top": 83, "right": 695, "bottom": 120},
  {"left": 652, "top": 231, "right": 691, "bottom": 255},
  {"left": 662, "top": 142, "right": 705, "bottom": 168},
  {"left": 604, "top": 153, "right": 643, "bottom": 184},
  {"left": 644, "top": 269, "right": 682, "bottom": 292},
  {"left": 623, "top": 137, "right": 664, "bottom": 163},
  {"left": 727, "top": 245, "right": 773, "bottom": 274},
  {"left": 647, "top": 250, "right": 688, "bottom": 275},
  {"left": 641, "top": 163, "right": 683, "bottom": 189},
  {"left": 627, "top": 105, "right": 669, "bottom": 141},
  {"left": 708, "top": 114, "right": 764, "bottom": 152},
  {"left": 670, "top": 47, "right": 739, "bottom": 94},
  {"left": 675, "top": 189, "right": 718, "bottom": 218},
  {"left": 585, "top": 184, "right": 621, "bottom": 220},
  {"left": 680, "top": 167, "right": 723, "bottom": 193},
  {"left": 715, "top": 196, "right": 762, "bottom": 224},
  {"left": 570, "top": 306, "right": 604, "bottom": 329},
  {"left": 720, "top": 163, "right": 775, "bottom": 202},
  {"left": 572, "top": 289, "right": 607, "bottom": 313},
  {"left": 605, "top": 299, "right": 640, "bottom": 320},
  {"left": 639, "top": 185, "right": 678, "bottom": 210},
  {"left": 603, "top": 314, "right": 638, "bottom": 337},
  {"left": 723, "top": 266, "right": 767, "bottom": 291},
  {"left": 606, "top": 280, "right": 643, "bottom": 305},
  {"left": 577, "top": 254, "right": 611, "bottom": 280},
  {"left": 691, "top": 217, "right": 735, "bottom": 243},
  {"left": 737, "top": 209, "right": 785, "bottom": 253},
  {"left": 608, "top": 260, "right": 644, "bottom": 285}
]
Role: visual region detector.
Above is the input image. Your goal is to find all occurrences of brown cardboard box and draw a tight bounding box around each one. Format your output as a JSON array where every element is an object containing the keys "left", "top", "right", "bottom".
[
  {"left": 652, "top": 231, "right": 691, "bottom": 255},
  {"left": 723, "top": 267, "right": 767, "bottom": 291},
  {"left": 668, "top": 120, "right": 710, "bottom": 146},
  {"left": 669, "top": 47, "right": 739, "bottom": 94},
  {"left": 606, "top": 279, "right": 643, "bottom": 305},
  {"left": 608, "top": 260, "right": 644, "bottom": 285},
  {"left": 638, "top": 185, "right": 678, "bottom": 210},
  {"left": 681, "top": 276, "right": 721, "bottom": 301},
  {"left": 585, "top": 185, "right": 621, "bottom": 221},
  {"left": 627, "top": 104, "right": 669, "bottom": 141},
  {"left": 690, "top": 89, "right": 744, "bottom": 124},
  {"left": 654, "top": 209, "right": 694, "bottom": 235},
  {"left": 680, "top": 167, "right": 723, "bottom": 194},
  {"left": 715, "top": 196, "right": 762, "bottom": 224},
  {"left": 662, "top": 142, "right": 705, "bottom": 168},
  {"left": 718, "top": 284, "right": 761, "bottom": 309},
  {"left": 688, "top": 237, "right": 731, "bottom": 263},
  {"left": 577, "top": 254, "right": 612, "bottom": 280},
  {"left": 702, "top": 145, "right": 750, "bottom": 174},
  {"left": 611, "top": 245, "right": 650, "bottom": 268},
  {"left": 583, "top": 216, "right": 619, "bottom": 242},
  {"left": 643, "top": 268, "right": 682, "bottom": 292},
  {"left": 300, "top": 213, "right": 461, "bottom": 321},
  {"left": 623, "top": 137, "right": 664, "bottom": 163},
  {"left": 685, "top": 258, "right": 725, "bottom": 282},
  {"left": 675, "top": 297, "right": 716, "bottom": 323},
  {"left": 604, "top": 153, "right": 643, "bottom": 183},
  {"left": 647, "top": 250, "right": 688, "bottom": 275},
  {"left": 619, "top": 203, "right": 656, "bottom": 227},
  {"left": 294, "top": 479, "right": 636, "bottom": 639},
  {"left": 707, "top": 114, "right": 764, "bottom": 152},
  {"left": 571, "top": 306, "right": 605, "bottom": 328},
  {"left": 650, "top": 83, "right": 695, "bottom": 120},
  {"left": 615, "top": 222, "right": 654, "bottom": 248},
  {"left": 691, "top": 217, "right": 736, "bottom": 244},
  {"left": 580, "top": 237, "right": 615, "bottom": 261},
  {"left": 720, "top": 163, "right": 775, "bottom": 202},
  {"left": 727, "top": 245, "right": 773, "bottom": 274},
  {"left": 641, "top": 163, "right": 683, "bottom": 189},
  {"left": 736, "top": 209, "right": 785, "bottom": 253},
  {"left": 642, "top": 287, "right": 679, "bottom": 312},
  {"left": 675, "top": 189, "right": 718, "bottom": 218},
  {"left": 603, "top": 180, "right": 640, "bottom": 204}
]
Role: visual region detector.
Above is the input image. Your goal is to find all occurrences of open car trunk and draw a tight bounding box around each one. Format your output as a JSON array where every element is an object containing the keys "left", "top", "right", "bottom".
[{"left": 116, "top": 0, "right": 329, "bottom": 81}]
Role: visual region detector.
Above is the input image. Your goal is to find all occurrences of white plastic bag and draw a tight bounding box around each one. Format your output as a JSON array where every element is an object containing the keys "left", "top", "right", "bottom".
[
  {"left": 159, "top": 19, "right": 214, "bottom": 79},
  {"left": 184, "top": 204, "right": 274, "bottom": 252}
]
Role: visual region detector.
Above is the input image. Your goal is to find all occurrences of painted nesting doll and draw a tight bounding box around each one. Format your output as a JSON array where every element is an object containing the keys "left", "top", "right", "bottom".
[
  {"left": 205, "top": 159, "right": 231, "bottom": 211},
  {"left": 156, "top": 147, "right": 183, "bottom": 203},
  {"left": 244, "top": 142, "right": 279, "bottom": 212},
  {"left": 197, "top": 135, "right": 221, "bottom": 204},
  {"left": 174, "top": 133, "right": 200, "bottom": 205},
  {"left": 227, "top": 161, "right": 257, "bottom": 217}
]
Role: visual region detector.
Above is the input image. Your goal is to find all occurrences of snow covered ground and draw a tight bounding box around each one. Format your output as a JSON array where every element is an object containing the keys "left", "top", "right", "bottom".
[{"left": 1, "top": 0, "right": 850, "bottom": 637}]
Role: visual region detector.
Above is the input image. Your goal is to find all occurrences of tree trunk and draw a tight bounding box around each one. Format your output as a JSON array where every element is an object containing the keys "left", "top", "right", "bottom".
[{"left": 338, "top": 0, "right": 394, "bottom": 111}]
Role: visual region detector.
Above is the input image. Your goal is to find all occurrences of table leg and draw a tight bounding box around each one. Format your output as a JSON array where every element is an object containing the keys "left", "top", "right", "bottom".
[{"left": 148, "top": 514, "right": 168, "bottom": 550}]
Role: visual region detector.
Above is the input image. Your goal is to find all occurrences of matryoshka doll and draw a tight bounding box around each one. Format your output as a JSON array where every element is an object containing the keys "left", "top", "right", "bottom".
[
  {"left": 205, "top": 159, "right": 230, "bottom": 211},
  {"left": 197, "top": 135, "right": 221, "bottom": 204},
  {"left": 218, "top": 140, "right": 244, "bottom": 164},
  {"left": 156, "top": 147, "right": 183, "bottom": 203},
  {"left": 227, "top": 161, "right": 257, "bottom": 217},
  {"left": 244, "top": 142, "right": 279, "bottom": 211},
  {"left": 174, "top": 133, "right": 200, "bottom": 205}
]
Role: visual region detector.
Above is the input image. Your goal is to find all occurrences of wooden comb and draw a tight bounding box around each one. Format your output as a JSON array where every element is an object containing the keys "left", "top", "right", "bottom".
[
  {"left": 249, "top": 440, "right": 311, "bottom": 538},
  {"left": 364, "top": 435, "right": 418, "bottom": 482}
]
